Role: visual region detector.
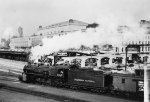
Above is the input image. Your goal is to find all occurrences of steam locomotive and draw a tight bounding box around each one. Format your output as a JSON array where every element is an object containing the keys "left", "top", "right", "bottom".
[{"left": 19, "top": 55, "right": 144, "bottom": 100}]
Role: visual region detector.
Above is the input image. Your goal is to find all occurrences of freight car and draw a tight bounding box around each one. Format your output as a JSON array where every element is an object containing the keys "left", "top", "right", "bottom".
[
  {"left": 0, "top": 50, "right": 29, "bottom": 61},
  {"left": 112, "top": 69, "right": 144, "bottom": 99},
  {"left": 0, "top": 50, "right": 96, "bottom": 62}
]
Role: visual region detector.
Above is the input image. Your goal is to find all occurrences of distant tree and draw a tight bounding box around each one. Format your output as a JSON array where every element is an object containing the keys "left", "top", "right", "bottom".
[
  {"left": 58, "top": 50, "right": 64, "bottom": 53},
  {"left": 39, "top": 26, "right": 42, "bottom": 28},
  {"left": 6, "top": 39, "right": 10, "bottom": 48},
  {"left": 79, "top": 45, "right": 86, "bottom": 51},
  {"left": 86, "top": 23, "right": 99, "bottom": 28},
  {"left": 102, "top": 44, "right": 113, "bottom": 51},
  {"left": 1, "top": 38, "right": 10, "bottom": 49},
  {"left": 93, "top": 45, "right": 99, "bottom": 51},
  {"left": 1, "top": 38, "right": 6, "bottom": 42},
  {"left": 67, "top": 48, "right": 76, "bottom": 51}
]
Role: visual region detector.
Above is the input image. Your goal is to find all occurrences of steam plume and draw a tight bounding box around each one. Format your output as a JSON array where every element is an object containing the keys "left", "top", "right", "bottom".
[{"left": 30, "top": 16, "right": 146, "bottom": 61}]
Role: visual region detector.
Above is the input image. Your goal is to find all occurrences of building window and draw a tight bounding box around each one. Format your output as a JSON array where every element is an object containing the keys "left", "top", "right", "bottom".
[
  {"left": 71, "top": 58, "right": 81, "bottom": 67},
  {"left": 136, "top": 41, "right": 138, "bottom": 45},
  {"left": 122, "top": 78, "right": 125, "bottom": 83},
  {"left": 132, "top": 41, "right": 134, "bottom": 44},
  {"left": 142, "top": 47, "right": 144, "bottom": 52},
  {"left": 122, "top": 48, "right": 124, "bottom": 52},
  {"left": 139, "top": 41, "right": 141, "bottom": 44},
  {"left": 101, "top": 57, "right": 109, "bottom": 65},
  {"left": 145, "top": 47, "right": 147, "bottom": 51},
  {"left": 116, "top": 47, "right": 118, "bottom": 52},
  {"left": 85, "top": 58, "right": 97, "bottom": 66}
]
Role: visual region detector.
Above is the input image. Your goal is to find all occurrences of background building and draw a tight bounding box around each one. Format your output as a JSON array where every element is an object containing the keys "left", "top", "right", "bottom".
[
  {"left": 37, "top": 19, "right": 88, "bottom": 36},
  {"left": 9, "top": 37, "right": 31, "bottom": 49},
  {"left": 113, "top": 20, "right": 150, "bottom": 53},
  {"left": 113, "top": 20, "right": 150, "bottom": 63},
  {"left": 9, "top": 19, "right": 88, "bottom": 50}
]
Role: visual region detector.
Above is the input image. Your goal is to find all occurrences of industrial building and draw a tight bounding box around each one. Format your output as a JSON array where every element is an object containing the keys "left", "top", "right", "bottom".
[{"left": 9, "top": 19, "right": 88, "bottom": 50}]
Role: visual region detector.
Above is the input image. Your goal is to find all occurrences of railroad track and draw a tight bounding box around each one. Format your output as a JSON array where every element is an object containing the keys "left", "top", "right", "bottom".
[
  {"left": 43, "top": 82, "right": 143, "bottom": 101},
  {"left": 0, "top": 76, "right": 89, "bottom": 102},
  {"left": 0, "top": 76, "right": 19, "bottom": 82},
  {"left": 0, "top": 74, "right": 143, "bottom": 102}
]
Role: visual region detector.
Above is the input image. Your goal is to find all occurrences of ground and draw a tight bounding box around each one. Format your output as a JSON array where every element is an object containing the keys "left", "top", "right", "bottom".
[{"left": 0, "top": 89, "right": 59, "bottom": 102}]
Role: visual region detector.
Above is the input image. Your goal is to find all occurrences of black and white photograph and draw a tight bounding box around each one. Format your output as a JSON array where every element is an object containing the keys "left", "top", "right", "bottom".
[{"left": 0, "top": 0, "right": 149, "bottom": 102}]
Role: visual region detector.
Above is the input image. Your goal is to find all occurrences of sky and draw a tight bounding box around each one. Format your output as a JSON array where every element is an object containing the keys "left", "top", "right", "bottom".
[{"left": 0, "top": 0, "right": 150, "bottom": 39}]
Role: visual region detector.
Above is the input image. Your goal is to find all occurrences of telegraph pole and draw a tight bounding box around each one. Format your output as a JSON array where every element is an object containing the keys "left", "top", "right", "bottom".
[{"left": 125, "top": 47, "right": 127, "bottom": 71}]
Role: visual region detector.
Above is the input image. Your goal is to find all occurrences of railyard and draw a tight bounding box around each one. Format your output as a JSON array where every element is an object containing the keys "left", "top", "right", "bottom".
[{"left": 1, "top": 0, "right": 150, "bottom": 102}]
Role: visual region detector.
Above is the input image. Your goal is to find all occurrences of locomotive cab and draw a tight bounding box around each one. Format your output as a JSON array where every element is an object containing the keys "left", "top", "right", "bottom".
[{"left": 56, "top": 67, "right": 69, "bottom": 82}]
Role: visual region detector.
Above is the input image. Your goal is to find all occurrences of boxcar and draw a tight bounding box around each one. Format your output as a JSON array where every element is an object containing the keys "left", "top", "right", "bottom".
[{"left": 112, "top": 69, "right": 144, "bottom": 98}]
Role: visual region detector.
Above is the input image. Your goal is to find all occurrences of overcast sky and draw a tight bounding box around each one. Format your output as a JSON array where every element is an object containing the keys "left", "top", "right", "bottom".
[{"left": 0, "top": 0, "right": 150, "bottom": 38}]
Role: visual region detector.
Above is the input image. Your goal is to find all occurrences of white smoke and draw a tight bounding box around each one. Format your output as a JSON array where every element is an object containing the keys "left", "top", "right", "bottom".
[
  {"left": 30, "top": 15, "right": 146, "bottom": 61},
  {"left": 1, "top": 27, "right": 14, "bottom": 39},
  {"left": 0, "top": 27, "right": 15, "bottom": 47},
  {"left": 97, "top": 14, "right": 145, "bottom": 43}
]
